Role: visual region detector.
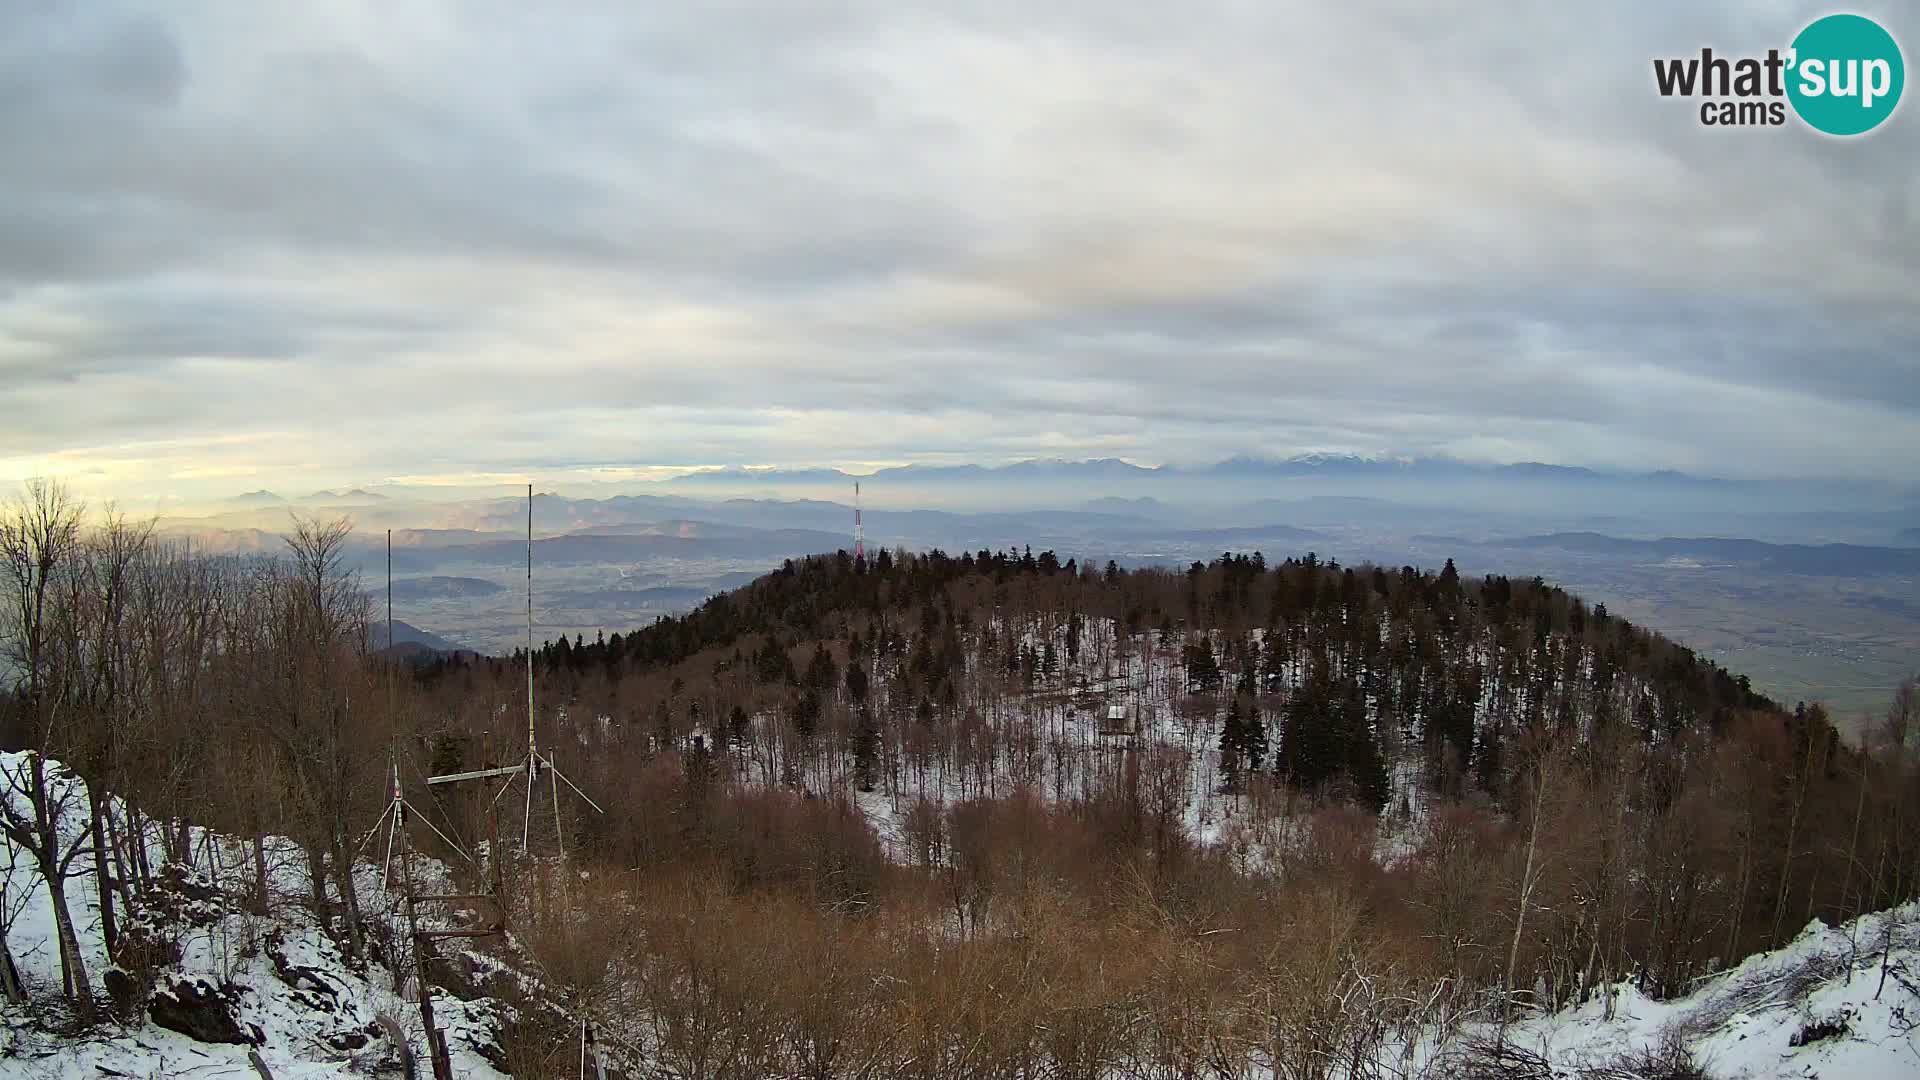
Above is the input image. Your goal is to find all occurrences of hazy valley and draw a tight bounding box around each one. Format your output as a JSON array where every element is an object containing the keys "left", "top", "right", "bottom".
[{"left": 159, "top": 459, "right": 1920, "bottom": 724}]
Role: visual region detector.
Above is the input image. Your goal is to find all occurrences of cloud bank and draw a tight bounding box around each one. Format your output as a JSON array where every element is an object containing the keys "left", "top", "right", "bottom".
[{"left": 2, "top": 0, "right": 1916, "bottom": 504}]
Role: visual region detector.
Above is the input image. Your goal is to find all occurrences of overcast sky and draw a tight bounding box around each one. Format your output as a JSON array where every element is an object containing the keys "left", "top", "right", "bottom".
[{"left": 2, "top": 0, "right": 1916, "bottom": 505}]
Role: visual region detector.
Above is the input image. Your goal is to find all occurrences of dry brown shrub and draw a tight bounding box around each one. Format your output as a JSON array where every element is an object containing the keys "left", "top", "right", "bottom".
[{"left": 626, "top": 871, "right": 783, "bottom": 1079}]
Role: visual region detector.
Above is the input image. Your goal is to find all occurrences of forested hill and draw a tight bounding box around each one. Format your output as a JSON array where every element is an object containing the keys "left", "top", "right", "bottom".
[
  {"left": 9, "top": 500, "right": 1915, "bottom": 1076},
  {"left": 466, "top": 547, "right": 1779, "bottom": 808},
  {"left": 399, "top": 544, "right": 1903, "bottom": 1012}
]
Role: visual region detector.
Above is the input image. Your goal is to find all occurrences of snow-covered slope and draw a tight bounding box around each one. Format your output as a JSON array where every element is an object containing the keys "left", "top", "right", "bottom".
[
  {"left": 1480, "top": 904, "right": 1920, "bottom": 1079},
  {"left": 0, "top": 751, "right": 512, "bottom": 1080},
  {"left": 6, "top": 742, "right": 1917, "bottom": 1080}
]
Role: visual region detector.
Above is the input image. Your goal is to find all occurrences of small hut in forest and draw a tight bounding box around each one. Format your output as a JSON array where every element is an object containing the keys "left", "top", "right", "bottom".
[{"left": 1099, "top": 702, "right": 1138, "bottom": 736}]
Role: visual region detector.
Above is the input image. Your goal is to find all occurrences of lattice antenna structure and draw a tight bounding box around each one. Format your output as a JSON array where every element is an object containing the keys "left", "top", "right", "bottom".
[
  {"left": 853, "top": 480, "right": 865, "bottom": 562},
  {"left": 426, "top": 483, "right": 603, "bottom": 861}
]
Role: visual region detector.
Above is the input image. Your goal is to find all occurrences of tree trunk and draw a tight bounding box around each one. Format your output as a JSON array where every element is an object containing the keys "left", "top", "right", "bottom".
[
  {"left": 126, "top": 800, "right": 153, "bottom": 892},
  {"left": 1725, "top": 818, "right": 1751, "bottom": 963},
  {"left": 88, "top": 787, "right": 119, "bottom": 958},
  {"left": 103, "top": 799, "right": 133, "bottom": 915},
  {"left": 307, "top": 845, "right": 332, "bottom": 934},
  {"left": 1841, "top": 760, "right": 1869, "bottom": 936},
  {"left": 43, "top": 871, "right": 95, "bottom": 1013},
  {"left": 334, "top": 833, "right": 366, "bottom": 961},
  {"left": 1770, "top": 722, "right": 1823, "bottom": 945},
  {"left": 1771, "top": 780, "right": 1805, "bottom": 945},
  {"left": 0, "top": 889, "right": 25, "bottom": 1005},
  {"left": 1505, "top": 763, "right": 1547, "bottom": 1001},
  {"left": 252, "top": 833, "right": 271, "bottom": 915}
]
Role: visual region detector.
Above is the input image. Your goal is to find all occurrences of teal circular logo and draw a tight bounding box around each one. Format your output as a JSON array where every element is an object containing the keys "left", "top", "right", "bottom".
[{"left": 1787, "top": 14, "right": 1905, "bottom": 135}]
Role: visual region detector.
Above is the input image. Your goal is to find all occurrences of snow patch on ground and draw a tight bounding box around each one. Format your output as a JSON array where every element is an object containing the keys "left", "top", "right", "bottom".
[
  {"left": 1490, "top": 903, "right": 1920, "bottom": 1079},
  {"left": 1, "top": 751, "right": 511, "bottom": 1080}
]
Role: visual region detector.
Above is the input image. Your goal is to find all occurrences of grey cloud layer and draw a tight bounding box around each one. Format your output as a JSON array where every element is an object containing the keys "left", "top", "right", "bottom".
[{"left": 2, "top": 0, "right": 1916, "bottom": 500}]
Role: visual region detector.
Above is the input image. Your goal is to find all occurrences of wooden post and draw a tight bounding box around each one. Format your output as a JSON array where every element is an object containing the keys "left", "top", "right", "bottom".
[
  {"left": 490, "top": 801, "right": 502, "bottom": 897},
  {"left": 401, "top": 838, "right": 454, "bottom": 1080},
  {"left": 430, "top": 1027, "right": 453, "bottom": 1080}
]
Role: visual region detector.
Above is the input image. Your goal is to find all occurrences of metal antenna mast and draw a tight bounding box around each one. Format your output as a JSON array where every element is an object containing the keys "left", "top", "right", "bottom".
[
  {"left": 356, "top": 749, "right": 478, "bottom": 890},
  {"left": 387, "top": 530, "right": 395, "bottom": 877},
  {"left": 428, "top": 482, "right": 603, "bottom": 861},
  {"left": 853, "top": 480, "right": 865, "bottom": 562},
  {"left": 358, "top": 531, "right": 479, "bottom": 886},
  {"left": 527, "top": 482, "right": 535, "bottom": 771},
  {"left": 356, "top": 532, "right": 503, "bottom": 1080},
  {"left": 525, "top": 482, "right": 536, "bottom": 849}
]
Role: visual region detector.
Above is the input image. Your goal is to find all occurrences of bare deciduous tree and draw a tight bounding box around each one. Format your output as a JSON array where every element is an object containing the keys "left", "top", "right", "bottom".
[{"left": 0, "top": 479, "right": 95, "bottom": 1012}]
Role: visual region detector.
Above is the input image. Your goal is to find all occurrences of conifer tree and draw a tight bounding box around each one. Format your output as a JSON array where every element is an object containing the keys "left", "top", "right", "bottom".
[
  {"left": 1184, "top": 636, "right": 1222, "bottom": 693},
  {"left": 1241, "top": 695, "right": 1267, "bottom": 771},
  {"left": 792, "top": 689, "right": 821, "bottom": 747},
  {"left": 1220, "top": 693, "right": 1268, "bottom": 793},
  {"left": 1220, "top": 697, "right": 1248, "bottom": 791},
  {"left": 1281, "top": 665, "right": 1339, "bottom": 791},
  {"left": 727, "top": 704, "right": 750, "bottom": 755},
  {"left": 852, "top": 708, "right": 880, "bottom": 792},
  {"left": 806, "top": 642, "right": 838, "bottom": 692},
  {"left": 1263, "top": 629, "right": 1290, "bottom": 692},
  {"left": 1343, "top": 679, "right": 1390, "bottom": 812}
]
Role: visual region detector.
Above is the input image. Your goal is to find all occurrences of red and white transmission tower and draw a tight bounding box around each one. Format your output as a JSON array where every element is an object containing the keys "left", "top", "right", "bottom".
[{"left": 853, "top": 481, "right": 866, "bottom": 562}]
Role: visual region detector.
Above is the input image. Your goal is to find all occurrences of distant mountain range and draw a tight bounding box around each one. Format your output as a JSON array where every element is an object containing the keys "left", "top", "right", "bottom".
[
  {"left": 373, "top": 526, "right": 853, "bottom": 572},
  {"left": 1113, "top": 523, "right": 1323, "bottom": 546},
  {"left": 216, "top": 456, "right": 1911, "bottom": 540},
  {"left": 1083, "top": 496, "right": 1168, "bottom": 515},
  {"left": 225, "top": 488, "right": 389, "bottom": 507},
  {"left": 1491, "top": 533, "right": 1920, "bottom": 577},
  {"left": 160, "top": 526, "right": 285, "bottom": 554},
  {"left": 659, "top": 455, "right": 1741, "bottom": 489},
  {"left": 307, "top": 488, "right": 388, "bottom": 503}
]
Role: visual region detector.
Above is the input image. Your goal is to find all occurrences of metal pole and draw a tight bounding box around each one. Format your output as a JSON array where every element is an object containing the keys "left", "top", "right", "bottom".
[
  {"left": 382, "top": 805, "right": 397, "bottom": 888},
  {"left": 525, "top": 482, "right": 536, "bottom": 856},
  {"left": 402, "top": 814, "right": 453, "bottom": 1080},
  {"left": 490, "top": 799, "right": 501, "bottom": 896},
  {"left": 522, "top": 757, "right": 535, "bottom": 855},
  {"left": 390, "top": 757, "right": 404, "bottom": 884},
  {"left": 853, "top": 480, "right": 864, "bottom": 562},
  {"left": 388, "top": 531, "right": 399, "bottom": 888},
  {"left": 551, "top": 751, "right": 565, "bottom": 870},
  {"left": 527, "top": 483, "right": 535, "bottom": 761}
]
